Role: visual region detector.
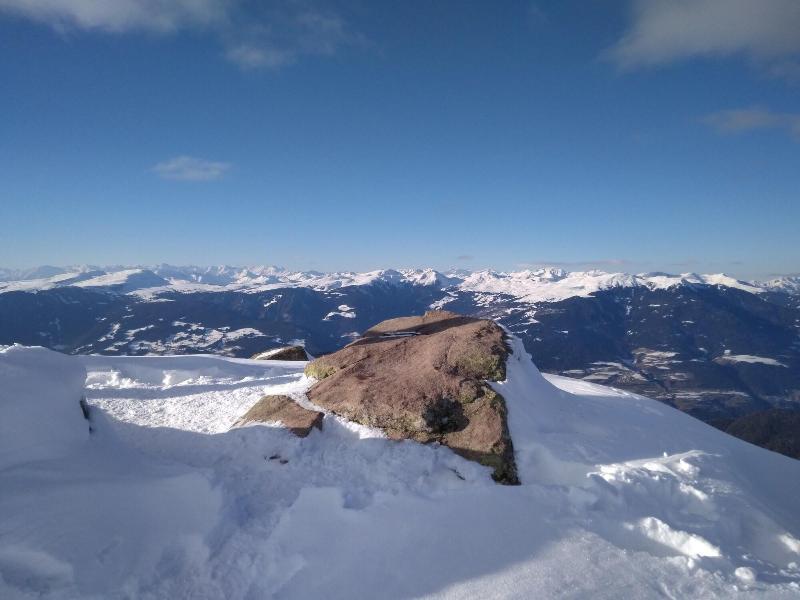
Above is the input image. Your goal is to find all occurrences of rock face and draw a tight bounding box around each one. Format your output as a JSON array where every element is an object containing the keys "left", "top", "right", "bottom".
[
  {"left": 232, "top": 395, "right": 323, "bottom": 437},
  {"left": 305, "top": 310, "right": 518, "bottom": 483},
  {"left": 251, "top": 346, "right": 309, "bottom": 361}
]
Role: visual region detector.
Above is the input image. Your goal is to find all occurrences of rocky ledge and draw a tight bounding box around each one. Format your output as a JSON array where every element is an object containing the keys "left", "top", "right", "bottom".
[
  {"left": 304, "top": 310, "right": 518, "bottom": 484},
  {"left": 251, "top": 346, "right": 309, "bottom": 361},
  {"left": 232, "top": 394, "right": 323, "bottom": 438}
]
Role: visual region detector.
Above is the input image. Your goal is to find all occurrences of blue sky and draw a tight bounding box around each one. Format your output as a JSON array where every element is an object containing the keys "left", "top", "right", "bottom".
[{"left": 1, "top": 0, "right": 798, "bottom": 278}]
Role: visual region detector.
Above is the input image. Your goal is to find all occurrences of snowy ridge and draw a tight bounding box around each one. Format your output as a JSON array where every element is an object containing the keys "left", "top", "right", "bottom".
[
  {"left": 0, "top": 264, "right": 794, "bottom": 302},
  {"left": 714, "top": 354, "right": 788, "bottom": 368},
  {"left": 457, "top": 269, "right": 768, "bottom": 302},
  {"left": 0, "top": 266, "right": 460, "bottom": 295},
  {"left": 765, "top": 275, "right": 800, "bottom": 295},
  {"left": 1, "top": 339, "right": 800, "bottom": 597},
  {"left": 457, "top": 269, "right": 639, "bottom": 303}
]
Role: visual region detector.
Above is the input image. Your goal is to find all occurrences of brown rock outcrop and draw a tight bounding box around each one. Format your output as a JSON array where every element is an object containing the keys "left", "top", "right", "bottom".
[
  {"left": 232, "top": 395, "right": 323, "bottom": 437},
  {"left": 251, "top": 346, "right": 309, "bottom": 361},
  {"left": 305, "top": 310, "right": 518, "bottom": 483}
]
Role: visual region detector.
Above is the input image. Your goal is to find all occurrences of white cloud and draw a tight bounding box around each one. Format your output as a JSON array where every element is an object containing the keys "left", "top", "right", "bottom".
[
  {"left": 609, "top": 0, "right": 800, "bottom": 71},
  {"left": 222, "top": 10, "right": 356, "bottom": 69},
  {"left": 152, "top": 156, "right": 231, "bottom": 181},
  {"left": 0, "top": 0, "right": 227, "bottom": 33},
  {"left": 703, "top": 107, "right": 800, "bottom": 138},
  {"left": 0, "top": 0, "right": 359, "bottom": 69}
]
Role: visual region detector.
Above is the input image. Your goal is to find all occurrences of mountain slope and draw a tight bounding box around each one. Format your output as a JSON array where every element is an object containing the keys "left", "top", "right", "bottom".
[
  {"left": 1, "top": 338, "right": 800, "bottom": 597},
  {"left": 498, "top": 285, "right": 800, "bottom": 422}
]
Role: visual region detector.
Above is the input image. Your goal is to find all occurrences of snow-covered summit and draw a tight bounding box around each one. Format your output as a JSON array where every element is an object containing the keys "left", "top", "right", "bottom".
[
  {"left": 640, "top": 271, "right": 765, "bottom": 294},
  {"left": 452, "top": 268, "right": 768, "bottom": 303},
  {"left": 1, "top": 339, "right": 800, "bottom": 597},
  {"left": 763, "top": 275, "right": 800, "bottom": 295},
  {"left": 458, "top": 268, "right": 640, "bottom": 303}
]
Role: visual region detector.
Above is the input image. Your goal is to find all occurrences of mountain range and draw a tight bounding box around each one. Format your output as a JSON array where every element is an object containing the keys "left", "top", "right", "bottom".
[
  {"left": 1, "top": 265, "right": 798, "bottom": 456},
  {"left": 2, "top": 264, "right": 799, "bottom": 298}
]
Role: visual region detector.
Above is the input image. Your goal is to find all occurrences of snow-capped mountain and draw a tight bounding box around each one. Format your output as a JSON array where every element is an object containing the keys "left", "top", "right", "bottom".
[
  {"left": 1, "top": 336, "right": 799, "bottom": 597},
  {"left": 0, "top": 266, "right": 461, "bottom": 295},
  {"left": 765, "top": 275, "right": 800, "bottom": 295},
  {"left": 0, "top": 264, "right": 793, "bottom": 301}
]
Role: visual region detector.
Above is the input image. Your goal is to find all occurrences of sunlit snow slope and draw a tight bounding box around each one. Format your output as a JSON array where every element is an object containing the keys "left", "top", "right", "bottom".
[{"left": 1, "top": 339, "right": 800, "bottom": 599}]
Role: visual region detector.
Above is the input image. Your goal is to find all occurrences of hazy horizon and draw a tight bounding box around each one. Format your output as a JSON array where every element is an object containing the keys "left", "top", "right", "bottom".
[{"left": 0, "top": 261, "right": 796, "bottom": 282}]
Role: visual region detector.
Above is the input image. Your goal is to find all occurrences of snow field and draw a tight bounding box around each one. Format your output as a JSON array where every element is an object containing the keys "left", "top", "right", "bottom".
[{"left": 1, "top": 338, "right": 799, "bottom": 598}]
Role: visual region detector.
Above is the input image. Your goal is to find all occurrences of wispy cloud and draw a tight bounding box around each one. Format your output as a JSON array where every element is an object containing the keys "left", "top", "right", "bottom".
[
  {"left": 608, "top": 0, "right": 800, "bottom": 77},
  {"left": 703, "top": 107, "right": 800, "bottom": 138},
  {"left": 152, "top": 156, "right": 230, "bottom": 181},
  {"left": 455, "top": 255, "right": 474, "bottom": 261},
  {"left": 520, "top": 259, "right": 637, "bottom": 269},
  {"left": 527, "top": 3, "right": 549, "bottom": 27},
  {"left": 225, "top": 44, "right": 292, "bottom": 70},
  {"left": 668, "top": 259, "right": 744, "bottom": 268},
  {"left": 0, "top": 0, "right": 361, "bottom": 70},
  {"left": 222, "top": 9, "right": 358, "bottom": 70},
  {"left": 0, "top": 0, "right": 227, "bottom": 33}
]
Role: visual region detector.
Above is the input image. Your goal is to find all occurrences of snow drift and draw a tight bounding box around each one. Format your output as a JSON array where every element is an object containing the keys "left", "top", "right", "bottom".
[
  {"left": 0, "top": 345, "right": 88, "bottom": 470},
  {"left": 1, "top": 338, "right": 800, "bottom": 598}
]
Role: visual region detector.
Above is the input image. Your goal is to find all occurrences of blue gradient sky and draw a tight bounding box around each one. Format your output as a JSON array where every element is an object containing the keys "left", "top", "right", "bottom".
[{"left": 1, "top": 1, "right": 798, "bottom": 278}]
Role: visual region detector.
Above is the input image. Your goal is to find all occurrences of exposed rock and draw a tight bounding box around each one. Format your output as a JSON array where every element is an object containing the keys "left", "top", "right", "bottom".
[
  {"left": 251, "top": 345, "right": 309, "bottom": 361},
  {"left": 305, "top": 310, "right": 518, "bottom": 483},
  {"left": 722, "top": 409, "right": 800, "bottom": 459},
  {"left": 232, "top": 395, "right": 323, "bottom": 437}
]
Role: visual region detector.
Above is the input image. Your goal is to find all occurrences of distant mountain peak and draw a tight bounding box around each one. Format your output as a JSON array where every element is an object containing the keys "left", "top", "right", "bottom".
[{"left": 1, "top": 265, "right": 798, "bottom": 302}]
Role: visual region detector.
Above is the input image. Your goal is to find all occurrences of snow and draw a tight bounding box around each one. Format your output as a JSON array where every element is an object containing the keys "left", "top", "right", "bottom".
[
  {"left": 118, "top": 324, "right": 266, "bottom": 355},
  {"left": 72, "top": 268, "right": 168, "bottom": 291},
  {"left": 1, "top": 339, "right": 800, "bottom": 598},
  {"left": 0, "top": 271, "right": 93, "bottom": 292},
  {"left": 714, "top": 354, "right": 788, "bottom": 367},
  {"left": 457, "top": 268, "right": 639, "bottom": 302},
  {"left": 0, "top": 345, "right": 88, "bottom": 470},
  {"left": 2, "top": 265, "right": 796, "bottom": 304},
  {"left": 82, "top": 354, "right": 308, "bottom": 433},
  {"left": 633, "top": 348, "right": 682, "bottom": 369},
  {"left": 0, "top": 268, "right": 169, "bottom": 293},
  {"left": 97, "top": 322, "right": 120, "bottom": 342},
  {"left": 323, "top": 304, "right": 356, "bottom": 320},
  {"left": 401, "top": 268, "right": 462, "bottom": 288},
  {"left": 736, "top": 566, "right": 758, "bottom": 583},
  {"left": 123, "top": 267, "right": 461, "bottom": 299},
  {"left": 494, "top": 335, "right": 800, "bottom": 591},
  {"left": 763, "top": 276, "right": 800, "bottom": 295},
  {"left": 640, "top": 272, "right": 764, "bottom": 294},
  {"left": 455, "top": 269, "right": 766, "bottom": 303}
]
